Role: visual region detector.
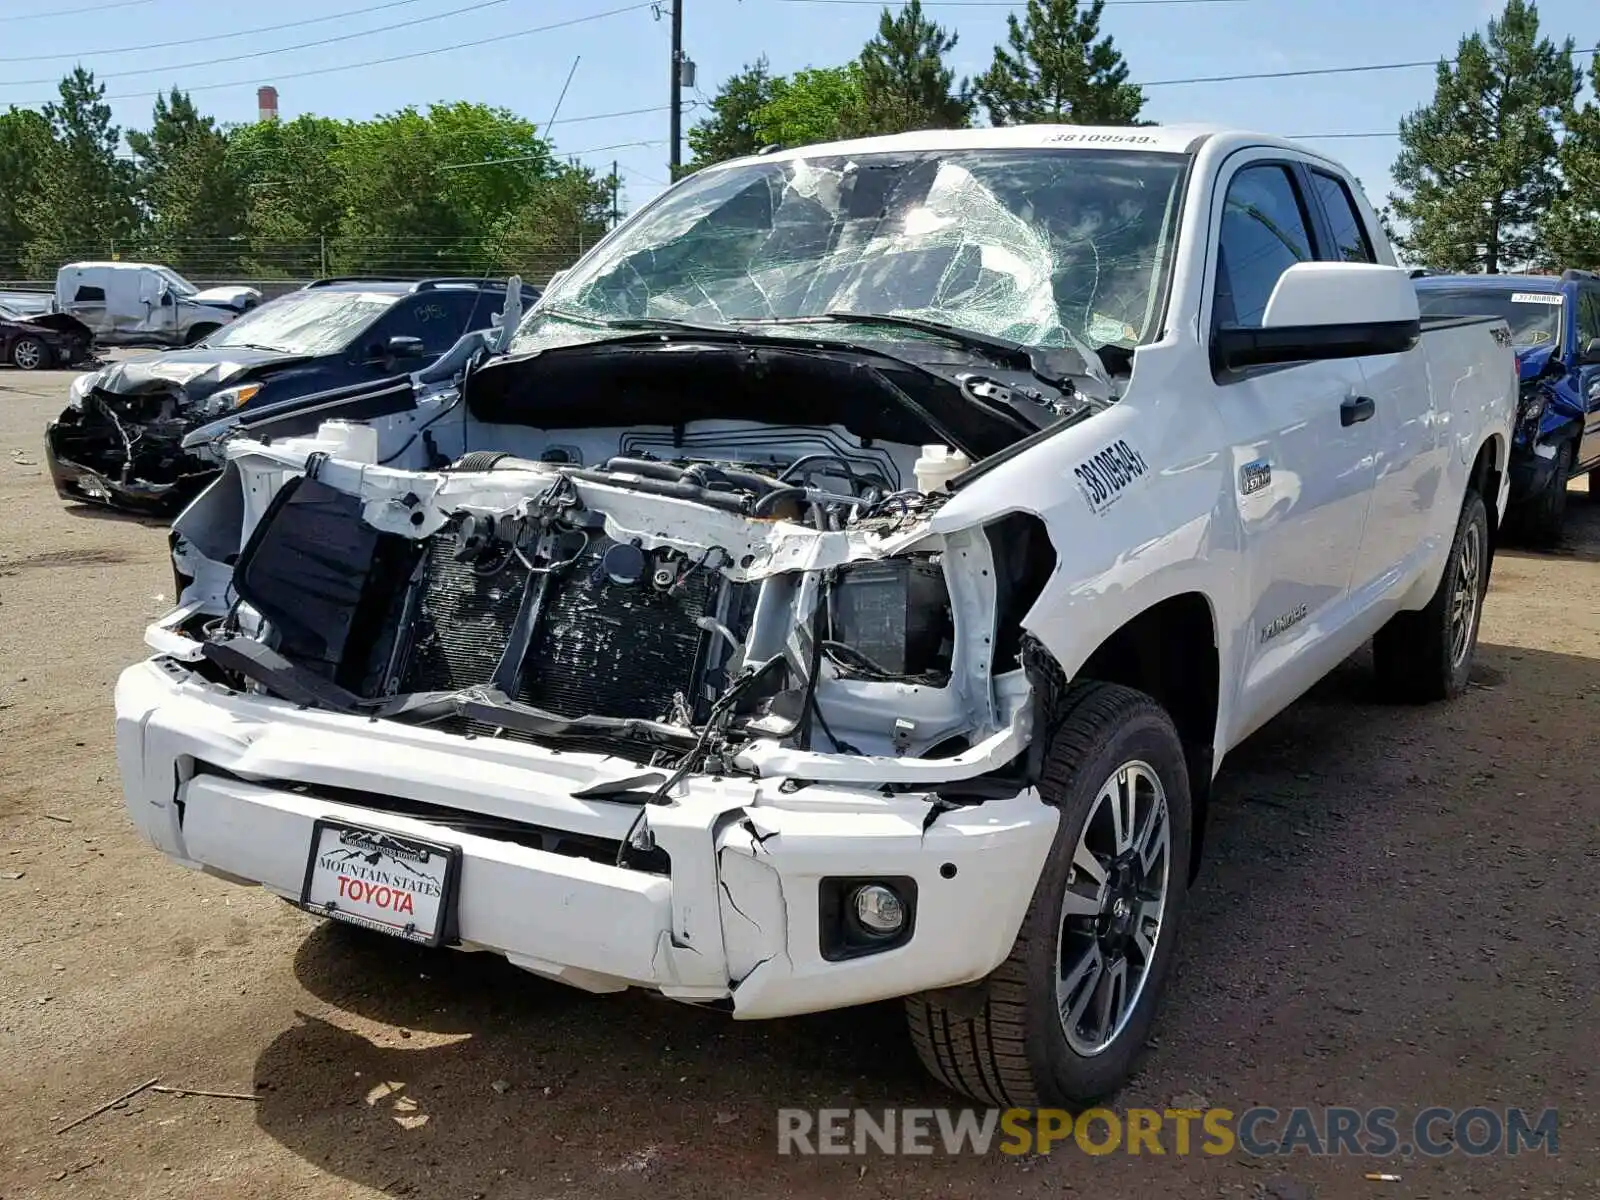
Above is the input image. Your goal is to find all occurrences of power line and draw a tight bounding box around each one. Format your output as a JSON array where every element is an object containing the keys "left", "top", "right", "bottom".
[
  {"left": 1139, "top": 46, "right": 1598, "bottom": 88},
  {"left": 8, "top": 3, "right": 659, "bottom": 104},
  {"left": 0, "top": 0, "right": 518, "bottom": 88},
  {"left": 0, "top": 0, "right": 152, "bottom": 21},
  {"left": 0, "top": 0, "right": 437, "bottom": 64}
]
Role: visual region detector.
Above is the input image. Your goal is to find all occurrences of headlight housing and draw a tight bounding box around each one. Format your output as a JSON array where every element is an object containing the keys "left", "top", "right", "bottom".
[
  {"left": 1515, "top": 382, "right": 1547, "bottom": 445},
  {"left": 199, "top": 383, "right": 261, "bottom": 419},
  {"left": 66, "top": 372, "right": 97, "bottom": 410}
]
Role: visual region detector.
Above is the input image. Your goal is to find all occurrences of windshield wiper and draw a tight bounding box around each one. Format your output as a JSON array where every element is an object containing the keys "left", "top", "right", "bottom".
[
  {"left": 739, "top": 311, "right": 1094, "bottom": 393},
  {"left": 213, "top": 341, "right": 286, "bottom": 353}
]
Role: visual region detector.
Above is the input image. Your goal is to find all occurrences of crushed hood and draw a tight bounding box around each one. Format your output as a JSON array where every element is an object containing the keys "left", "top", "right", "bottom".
[
  {"left": 1515, "top": 342, "right": 1556, "bottom": 382},
  {"left": 10, "top": 311, "right": 92, "bottom": 339},
  {"left": 89, "top": 345, "right": 308, "bottom": 406},
  {"left": 191, "top": 285, "right": 262, "bottom": 309}
]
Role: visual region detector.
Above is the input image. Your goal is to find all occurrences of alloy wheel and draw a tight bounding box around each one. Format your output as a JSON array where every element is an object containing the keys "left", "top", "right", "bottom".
[
  {"left": 1056, "top": 760, "right": 1171, "bottom": 1057},
  {"left": 13, "top": 339, "right": 43, "bottom": 370},
  {"left": 1449, "top": 518, "right": 1482, "bottom": 671}
]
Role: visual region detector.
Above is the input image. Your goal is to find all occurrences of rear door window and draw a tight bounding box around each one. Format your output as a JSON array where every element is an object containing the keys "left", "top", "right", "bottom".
[
  {"left": 1214, "top": 164, "right": 1315, "bottom": 328},
  {"left": 1308, "top": 171, "right": 1376, "bottom": 264}
]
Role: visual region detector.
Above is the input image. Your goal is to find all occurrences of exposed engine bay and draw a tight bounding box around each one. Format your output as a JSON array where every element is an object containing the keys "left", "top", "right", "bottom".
[{"left": 169, "top": 336, "right": 1076, "bottom": 791}]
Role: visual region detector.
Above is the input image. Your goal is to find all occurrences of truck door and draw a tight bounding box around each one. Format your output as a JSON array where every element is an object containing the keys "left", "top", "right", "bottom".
[
  {"left": 1576, "top": 285, "right": 1600, "bottom": 473},
  {"left": 1304, "top": 168, "right": 1440, "bottom": 600},
  {"left": 1206, "top": 158, "right": 1381, "bottom": 734}
]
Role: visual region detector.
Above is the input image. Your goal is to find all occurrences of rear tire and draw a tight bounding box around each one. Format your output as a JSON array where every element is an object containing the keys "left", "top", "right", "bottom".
[
  {"left": 906, "top": 683, "right": 1191, "bottom": 1106},
  {"left": 11, "top": 336, "right": 47, "bottom": 370},
  {"left": 1517, "top": 440, "right": 1571, "bottom": 548},
  {"left": 1373, "top": 489, "right": 1488, "bottom": 704}
]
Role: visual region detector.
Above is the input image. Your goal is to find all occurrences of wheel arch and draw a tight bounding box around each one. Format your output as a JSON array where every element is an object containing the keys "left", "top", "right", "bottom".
[
  {"left": 1057, "top": 590, "right": 1221, "bottom": 882},
  {"left": 1471, "top": 433, "right": 1505, "bottom": 585}
]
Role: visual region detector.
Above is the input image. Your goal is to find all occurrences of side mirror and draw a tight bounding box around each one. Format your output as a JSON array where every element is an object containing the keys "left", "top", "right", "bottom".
[
  {"left": 381, "top": 335, "right": 426, "bottom": 362},
  {"left": 1581, "top": 337, "right": 1600, "bottom": 365},
  {"left": 1212, "top": 262, "right": 1421, "bottom": 373}
]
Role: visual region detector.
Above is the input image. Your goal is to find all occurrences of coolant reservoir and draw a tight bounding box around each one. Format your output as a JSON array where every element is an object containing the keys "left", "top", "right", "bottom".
[
  {"left": 913, "top": 444, "right": 971, "bottom": 493},
  {"left": 317, "top": 420, "right": 379, "bottom": 464}
]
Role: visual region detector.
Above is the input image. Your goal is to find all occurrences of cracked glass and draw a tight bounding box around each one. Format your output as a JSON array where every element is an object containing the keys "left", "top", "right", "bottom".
[
  {"left": 514, "top": 147, "right": 1190, "bottom": 355},
  {"left": 205, "top": 290, "right": 398, "bottom": 356}
]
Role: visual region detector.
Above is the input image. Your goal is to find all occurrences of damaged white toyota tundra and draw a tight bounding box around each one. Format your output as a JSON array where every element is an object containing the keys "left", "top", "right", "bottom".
[{"left": 114, "top": 125, "right": 1517, "bottom": 1104}]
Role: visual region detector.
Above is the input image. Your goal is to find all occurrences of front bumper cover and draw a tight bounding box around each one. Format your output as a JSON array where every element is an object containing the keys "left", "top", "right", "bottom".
[
  {"left": 115, "top": 657, "right": 1057, "bottom": 1016},
  {"left": 1507, "top": 442, "right": 1560, "bottom": 507},
  {"left": 45, "top": 400, "right": 219, "bottom": 513}
]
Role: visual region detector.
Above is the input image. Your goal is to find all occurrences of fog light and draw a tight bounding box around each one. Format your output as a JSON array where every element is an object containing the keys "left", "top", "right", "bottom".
[{"left": 852, "top": 884, "right": 905, "bottom": 935}]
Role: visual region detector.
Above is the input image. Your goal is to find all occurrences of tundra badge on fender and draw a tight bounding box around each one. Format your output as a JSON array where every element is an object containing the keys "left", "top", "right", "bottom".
[{"left": 1072, "top": 438, "right": 1148, "bottom": 515}]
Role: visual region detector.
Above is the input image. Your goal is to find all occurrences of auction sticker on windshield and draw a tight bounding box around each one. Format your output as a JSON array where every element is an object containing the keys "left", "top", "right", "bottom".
[
  {"left": 300, "top": 821, "right": 459, "bottom": 946},
  {"left": 1511, "top": 293, "right": 1563, "bottom": 305}
]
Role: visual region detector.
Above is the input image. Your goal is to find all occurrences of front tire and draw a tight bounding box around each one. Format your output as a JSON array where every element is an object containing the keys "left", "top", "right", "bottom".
[
  {"left": 906, "top": 683, "right": 1191, "bottom": 1106},
  {"left": 11, "top": 336, "right": 47, "bottom": 370},
  {"left": 1518, "top": 440, "right": 1571, "bottom": 547},
  {"left": 1373, "top": 489, "right": 1488, "bottom": 703}
]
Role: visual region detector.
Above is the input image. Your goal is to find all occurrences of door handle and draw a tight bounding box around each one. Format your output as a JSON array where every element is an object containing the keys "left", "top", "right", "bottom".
[{"left": 1341, "top": 395, "right": 1376, "bottom": 426}]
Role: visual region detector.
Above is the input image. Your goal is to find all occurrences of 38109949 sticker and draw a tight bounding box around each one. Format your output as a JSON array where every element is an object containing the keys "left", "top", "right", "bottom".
[{"left": 1072, "top": 438, "right": 1149, "bottom": 514}]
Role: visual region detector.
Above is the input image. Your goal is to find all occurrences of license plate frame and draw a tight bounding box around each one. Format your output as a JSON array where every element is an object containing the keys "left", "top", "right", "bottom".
[{"left": 299, "top": 819, "right": 461, "bottom": 948}]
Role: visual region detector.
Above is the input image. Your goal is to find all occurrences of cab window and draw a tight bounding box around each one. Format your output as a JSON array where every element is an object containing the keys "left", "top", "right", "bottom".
[{"left": 1213, "top": 164, "right": 1315, "bottom": 329}]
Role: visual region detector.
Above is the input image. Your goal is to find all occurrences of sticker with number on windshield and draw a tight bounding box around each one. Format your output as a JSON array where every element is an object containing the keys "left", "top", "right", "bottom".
[{"left": 1511, "top": 293, "right": 1562, "bottom": 305}]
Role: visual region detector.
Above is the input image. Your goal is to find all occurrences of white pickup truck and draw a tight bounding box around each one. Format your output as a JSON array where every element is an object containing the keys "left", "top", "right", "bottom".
[{"left": 115, "top": 125, "right": 1516, "bottom": 1105}]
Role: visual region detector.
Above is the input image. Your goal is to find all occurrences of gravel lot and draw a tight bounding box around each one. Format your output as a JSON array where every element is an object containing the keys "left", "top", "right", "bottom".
[{"left": 2, "top": 362, "right": 1597, "bottom": 1199}]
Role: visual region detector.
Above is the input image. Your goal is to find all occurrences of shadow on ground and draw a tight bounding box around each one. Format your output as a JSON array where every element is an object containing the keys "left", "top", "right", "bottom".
[{"left": 252, "top": 638, "right": 1600, "bottom": 1198}]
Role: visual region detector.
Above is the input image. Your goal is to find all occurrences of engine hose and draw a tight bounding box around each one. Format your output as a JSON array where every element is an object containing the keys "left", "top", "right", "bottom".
[{"left": 561, "top": 466, "right": 753, "bottom": 514}]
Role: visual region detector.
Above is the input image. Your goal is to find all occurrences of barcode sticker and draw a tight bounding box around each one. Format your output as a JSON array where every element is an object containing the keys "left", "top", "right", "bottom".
[{"left": 1511, "top": 292, "right": 1562, "bottom": 305}]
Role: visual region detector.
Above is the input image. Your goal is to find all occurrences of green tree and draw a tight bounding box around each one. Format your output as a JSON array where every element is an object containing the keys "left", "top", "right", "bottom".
[
  {"left": 331, "top": 102, "right": 554, "bottom": 275},
  {"left": 127, "top": 89, "right": 247, "bottom": 275},
  {"left": 489, "top": 165, "right": 615, "bottom": 281},
  {"left": 229, "top": 115, "right": 347, "bottom": 277},
  {"left": 1388, "top": 0, "right": 1579, "bottom": 273},
  {"left": 687, "top": 58, "right": 779, "bottom": 170},
  {"left": 1539, "top": 51, "right": 1600, "bottom": 270},
  {"left": 21, "top": 68, "right": 138, "bottom": 273},
  {"left": 974, "top": 0, "right": 1144, "bottom": 126},
  {"left": 851, "top": 0, "right": 972, "bottom": 135},
  {"left": 0, "top": 107, "right": 52, "bottom": 278},
  {"left": 753, "top": 66, "right": 866, "bottom": 148}
]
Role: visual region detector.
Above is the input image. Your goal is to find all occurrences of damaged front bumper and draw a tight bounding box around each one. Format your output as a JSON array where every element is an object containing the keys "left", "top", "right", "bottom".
[
  {"left": 116, "top": 655, "right": 1057, "bottom": 1014},
  {"left": 45, "top": 393, "right": 220, "bottom": 512}
]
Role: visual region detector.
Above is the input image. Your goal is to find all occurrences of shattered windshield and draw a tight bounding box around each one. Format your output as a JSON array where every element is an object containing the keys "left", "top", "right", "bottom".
[
  {"left": 205, "top": 289, "right": 397, "bottom": 355},
  {"left": 514, "top": 147, "right": 1189, "bottom": 354},
  {"left": 1416, "top": 286, "right": 1563, "bottom": 348}
]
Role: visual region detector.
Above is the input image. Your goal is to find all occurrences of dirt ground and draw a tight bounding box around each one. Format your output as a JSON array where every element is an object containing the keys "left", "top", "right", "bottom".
[{"left": 2, "top": 361, "right": 1597, "bottom": 1200}]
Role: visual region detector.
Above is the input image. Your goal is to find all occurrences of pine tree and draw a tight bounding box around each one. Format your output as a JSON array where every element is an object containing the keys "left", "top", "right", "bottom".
[
  {"left": 21, "top": 69, "right": 139, "bottom": 273},
  {"left": 127, "top": 89, "right": 247, "bottom": 275},
  {"left": 974, "top": 0, "right": 1144, "bottom": 127},
  {"left": 1539, "top": 52, "right": 1600, "bottom": 270},
  {"left": 1388, "top": 0, "right": 1579, "bottom": 273},
  {"left": 686, "top": 59, "right": 779, "bottom": 170},
  {"left": 851, "top": 0, "right": 972, "bottom": 135}
]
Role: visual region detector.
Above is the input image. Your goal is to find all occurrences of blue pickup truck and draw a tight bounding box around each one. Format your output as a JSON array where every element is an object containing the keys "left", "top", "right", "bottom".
[{"left": 1414, "top": 270, "right": 1600, "bottom": 545}]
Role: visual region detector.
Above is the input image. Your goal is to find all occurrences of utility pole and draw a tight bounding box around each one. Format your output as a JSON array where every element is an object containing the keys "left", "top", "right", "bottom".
[
  {"left": 668, "top": 0, "right": 683, "bottom": 179},
  {"left": 611, "top": 161, "right": 621, "bottom": 228}
]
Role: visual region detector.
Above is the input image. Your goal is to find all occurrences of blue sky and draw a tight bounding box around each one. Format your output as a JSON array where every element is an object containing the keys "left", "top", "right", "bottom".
[{"left": 1, "top": 0, "right": 1596, "bottom": 219}]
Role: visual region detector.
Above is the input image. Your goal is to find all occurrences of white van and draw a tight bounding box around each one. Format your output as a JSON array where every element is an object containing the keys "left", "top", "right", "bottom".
[{"left": 55, "top": 262, "right": 261, "bottom": 347}]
